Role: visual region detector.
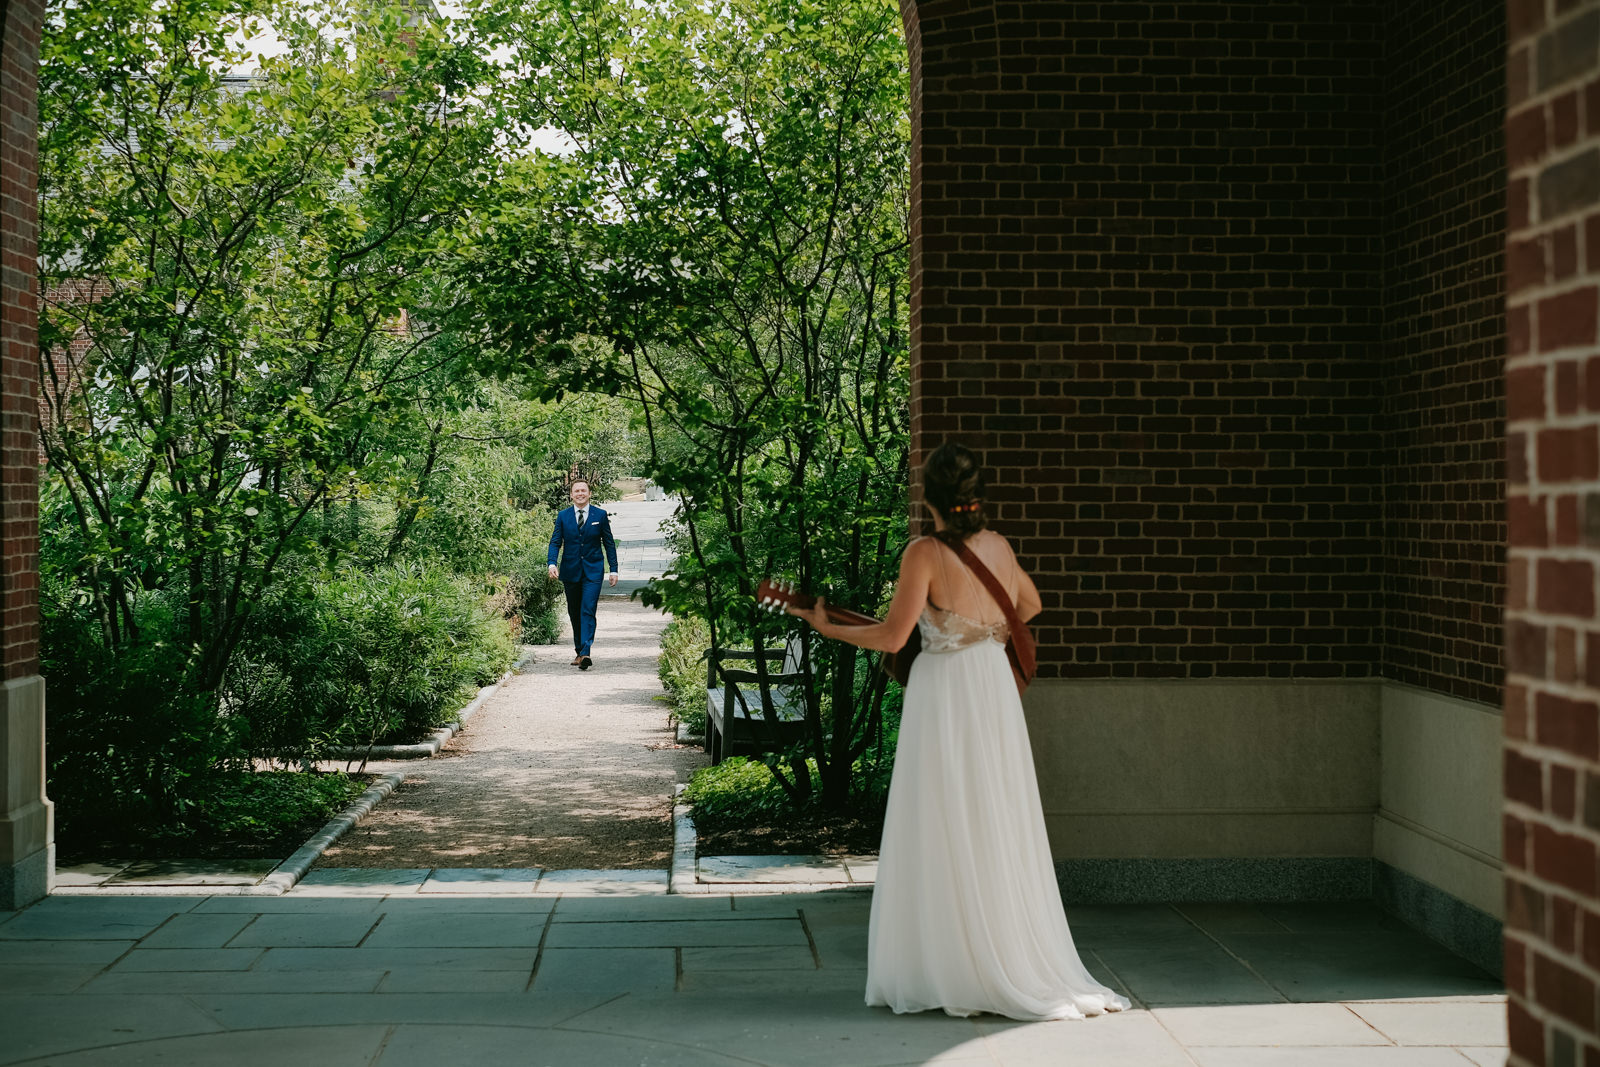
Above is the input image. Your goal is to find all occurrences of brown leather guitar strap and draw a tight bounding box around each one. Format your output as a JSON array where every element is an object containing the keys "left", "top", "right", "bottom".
[{"left": 951, "top": 541, "right": 1038, "bottom": 692}]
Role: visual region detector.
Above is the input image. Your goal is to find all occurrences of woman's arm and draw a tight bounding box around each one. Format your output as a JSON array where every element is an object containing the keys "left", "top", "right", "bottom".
[
  {"left": 1013, "top": 556, "right": 1043, "bottom": 623},
  {"left": 788, "top": 539, "right": 935, "bottom": 652}
]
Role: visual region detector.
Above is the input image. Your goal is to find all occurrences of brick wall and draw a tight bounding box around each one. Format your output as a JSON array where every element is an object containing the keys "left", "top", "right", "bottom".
[
  {"left": 1380, "top": 0, "right": 1509, "bottom": 709},
  {"left": 0, "top": 0, "right": 42, "bottom": 680},
  {"left": 1502, "top": 0, "right": 1600, "bottom": 1061},
  {"left": 908, "top": 1, "right": 1389, "bottom": 679}
]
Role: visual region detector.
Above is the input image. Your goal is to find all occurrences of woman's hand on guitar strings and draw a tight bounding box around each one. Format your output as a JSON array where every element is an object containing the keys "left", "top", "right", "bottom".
[{"left": 786, "top": 595, "right": 829, "bottom": 631}]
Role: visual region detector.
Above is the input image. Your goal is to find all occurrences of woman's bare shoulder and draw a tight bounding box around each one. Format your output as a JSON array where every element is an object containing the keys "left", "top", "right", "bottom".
[{"left": 974, "top": 528, "right": 1016, "bottom": 555}]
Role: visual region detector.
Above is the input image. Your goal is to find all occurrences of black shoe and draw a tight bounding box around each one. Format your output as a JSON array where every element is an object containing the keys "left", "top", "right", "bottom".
[{"left": 579, "top": 656, "right": 592, "bottom": 670}]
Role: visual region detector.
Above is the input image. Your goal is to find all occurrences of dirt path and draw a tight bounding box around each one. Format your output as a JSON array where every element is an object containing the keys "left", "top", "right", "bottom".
[{"left": 314, "top": 598, "right": 706, "bottom": 870}]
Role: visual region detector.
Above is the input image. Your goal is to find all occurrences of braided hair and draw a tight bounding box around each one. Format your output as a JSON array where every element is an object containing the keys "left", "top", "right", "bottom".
[{"left": 922, "top": 442, "right": 987, "bottom": 545}]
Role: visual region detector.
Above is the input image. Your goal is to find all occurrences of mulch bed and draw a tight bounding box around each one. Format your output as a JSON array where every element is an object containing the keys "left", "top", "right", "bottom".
[
  {"left": 57, "top": 817, "right": 331, "bottom": 866},
  {"left": 56, "top": 775, "right": 372, "bottom": 866},
  {"left": 697, "top": 810, "right": 884, "bottom": 856}
]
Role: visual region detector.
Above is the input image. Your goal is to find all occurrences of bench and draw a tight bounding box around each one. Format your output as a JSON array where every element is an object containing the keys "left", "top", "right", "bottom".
[{"left": 704, "top": 635, "right": 810, "bottom": 764}]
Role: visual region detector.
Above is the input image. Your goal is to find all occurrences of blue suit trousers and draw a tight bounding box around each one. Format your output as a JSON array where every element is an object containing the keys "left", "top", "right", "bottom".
[{"left": 564, "top": 578, "right": 601, "bottom": 656}]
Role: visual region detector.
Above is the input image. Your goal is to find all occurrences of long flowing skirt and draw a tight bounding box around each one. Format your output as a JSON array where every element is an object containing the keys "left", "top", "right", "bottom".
[{"left": 865, "top": 640, "right": 1129, "bottom": 1020}]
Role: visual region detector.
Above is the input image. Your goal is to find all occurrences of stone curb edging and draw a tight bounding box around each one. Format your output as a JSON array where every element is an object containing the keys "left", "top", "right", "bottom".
[
  {"left": 669, "top": 789, "right": 699, "bottom": 895},
  {"left": 253, "top": 770, "right": 408, "bottom": 895},
  {"left": 321, "top": 649, "right": 536, "bottom": 761}
]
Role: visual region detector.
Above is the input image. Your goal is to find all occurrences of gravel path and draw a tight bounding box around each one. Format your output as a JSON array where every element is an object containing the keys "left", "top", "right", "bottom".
[{"left": 314, "top": 598, "right": 706, "bottom": 870}]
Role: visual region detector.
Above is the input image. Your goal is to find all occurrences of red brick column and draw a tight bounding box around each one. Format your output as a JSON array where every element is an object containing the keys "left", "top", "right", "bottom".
[
  {"left": 1, "top": 0, "right": 40, "bottom": 678},
  {"left": 0, "top": 0, "right": 50, "bottom": 910},
  {"left": 1503, "top": 0, "right": 1600, "bottom": 1060}
]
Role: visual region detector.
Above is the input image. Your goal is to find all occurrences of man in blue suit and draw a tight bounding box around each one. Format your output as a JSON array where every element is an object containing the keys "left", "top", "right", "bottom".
[{"left": 546, "top": 479, "right": 618, "bottom": 670}]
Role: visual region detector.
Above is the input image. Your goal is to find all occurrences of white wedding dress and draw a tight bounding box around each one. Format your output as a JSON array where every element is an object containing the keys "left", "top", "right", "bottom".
[{"left": 865, "top": 591, "right": 1129, "bottom": 1021}]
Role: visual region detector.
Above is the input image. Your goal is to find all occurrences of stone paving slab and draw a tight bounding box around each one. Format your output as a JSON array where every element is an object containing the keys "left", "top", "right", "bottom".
[
  {"left": 106, "top": 858, "right": 279, "bottom": 887},
  {"left": 228, "top": 913, "right": 380, "bottom": 948},
  {"left": 533, "top": 868, "right": 669, "bottom": 895},
  {"left": 0, "top": 994, "right": 226, "bottom": 1064},
  {"left": 252, "top": 946, "right": 538, "bottom": 972},
  {"left": 1348, "top": 999, "right": 1510, "bottom": 1046},
  {"left": 1153, "top": 1003, "right": 1391, "bottom": 1046},
  {"left": 376, "top": 969, "right": 531, "bottom": 994},
  {"left": 0, "top": 896, "right": 1508, "bottom": 1066},
  {"left": 135, "top": 912, "right": 255, "bottom": 949},
  {"left": 972, "top": 1010, "right": 1198, "bottom": 1067},
  {"left": 532, "top": 947, "right": 676, "bottom": 993},
  {"left": 543, "top": 916, "right": 810, "bottom": 949},
  {"left": 297, "top": 869, "right": 430, "bottom": 891},
  {"left": 0, "top": 963, "right": 109, "bottom": 994},
  {"left": 184, "top": 990, "right": 620, "bottom": 1030},
  {"left": 418, "top": 868, "right": 543, "bottom": 894},
  {"left": 0, "top": 938, "right": 133, "bottom": 964},
  {"left": 698, "top": 854, "right": 852, "bottom": 884},
  {"left": 112, "top": 948, "right": 264, "bottom": 972},
  {"left": 1188, "top": 1051, "right": 1484, "bottom": 1067},
  {"left": 362, "top": 912, "right": 549, "bottom": 949},
  {"left": 52, "top": 862, "right": 131, "bottom": 888},
  {"left": 25, "top": 1024, "right": 393, "bottom": 1066}
]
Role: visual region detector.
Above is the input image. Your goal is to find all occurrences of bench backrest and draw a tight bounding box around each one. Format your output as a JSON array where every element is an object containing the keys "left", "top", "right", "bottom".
[{"left": 780, "top": 634, "right": 804, "bottom": 676}]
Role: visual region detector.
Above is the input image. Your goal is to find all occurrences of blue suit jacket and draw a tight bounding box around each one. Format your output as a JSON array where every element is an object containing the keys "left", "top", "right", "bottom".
[{"left": 548, "top": 505, "right": 619, "bottom": 583}]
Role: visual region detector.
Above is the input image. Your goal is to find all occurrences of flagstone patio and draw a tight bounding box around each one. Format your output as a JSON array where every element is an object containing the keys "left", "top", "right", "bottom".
[{"left": 0, "top": 889, "right": 1506, "bottom": 1066}]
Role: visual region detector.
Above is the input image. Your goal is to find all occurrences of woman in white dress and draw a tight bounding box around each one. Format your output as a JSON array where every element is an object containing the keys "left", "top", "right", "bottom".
[{"left": 788, "top": 443, "right": 1128, "bottom": 1021}]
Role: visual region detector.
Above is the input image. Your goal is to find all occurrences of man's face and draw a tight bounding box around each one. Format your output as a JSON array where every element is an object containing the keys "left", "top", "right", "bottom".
[{"left": 570, "top": 481, "right": 592, "bottom": 508}]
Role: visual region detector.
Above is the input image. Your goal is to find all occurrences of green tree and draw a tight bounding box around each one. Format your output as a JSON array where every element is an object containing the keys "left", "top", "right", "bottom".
[
  {"left": 38, "top": 0, "right": 508, "bottom": 692},
  {"left": 471, "top": 0, "right": 911, "bottom": 808}
]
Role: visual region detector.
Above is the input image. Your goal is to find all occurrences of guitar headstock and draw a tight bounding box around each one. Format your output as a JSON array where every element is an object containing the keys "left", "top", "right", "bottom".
[{"left": 755, "top": 577, "right": 815, "bottom": 614}]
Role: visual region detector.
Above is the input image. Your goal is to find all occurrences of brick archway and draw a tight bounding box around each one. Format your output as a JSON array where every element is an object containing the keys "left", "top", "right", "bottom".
[{"left": 5, "top": 1, "right": 1600, "bottom": 1061}]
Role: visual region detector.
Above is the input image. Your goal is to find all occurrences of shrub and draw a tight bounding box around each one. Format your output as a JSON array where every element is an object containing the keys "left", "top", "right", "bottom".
[
  {"left": 158, "top": 770, "right": 365, "bottom": 844},
  {"left": 482, "top": 547, "right": 563, "bottom": 646},
  {"left": 683, "top": 679, "right": 904, "bottom": 838},
  {"left": 230, "top": 563, "right": 517, "bottom": 757},
  {"left": 658, "top": 615, "right": 712, "bottom": 733},
  {"left": 44, "top": 601, "right": 239, "bottom": 841},
  {"left": 682, "top": 756, "right": 814, "bottom": 830}
]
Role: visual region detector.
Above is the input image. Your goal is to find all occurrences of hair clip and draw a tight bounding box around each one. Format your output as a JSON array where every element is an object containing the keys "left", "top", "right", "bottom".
[{"left": 948, "top": 500, "right": 982, "bottom": 514}]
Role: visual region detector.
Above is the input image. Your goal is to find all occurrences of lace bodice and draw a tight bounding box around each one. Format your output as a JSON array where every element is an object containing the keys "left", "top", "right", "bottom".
[{"left": 917, "top": 602, "right": 1009, "bottom": 653}]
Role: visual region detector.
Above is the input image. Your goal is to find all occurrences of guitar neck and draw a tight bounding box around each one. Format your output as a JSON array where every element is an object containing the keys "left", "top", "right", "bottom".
[{"left": 822, "top": 604, "right": 880, "bottom": 627}]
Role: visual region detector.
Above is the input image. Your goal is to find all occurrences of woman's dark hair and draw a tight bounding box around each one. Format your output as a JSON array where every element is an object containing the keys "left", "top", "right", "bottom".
[{"left": 922, "top": 442, "right": 987, "bottom": 543}]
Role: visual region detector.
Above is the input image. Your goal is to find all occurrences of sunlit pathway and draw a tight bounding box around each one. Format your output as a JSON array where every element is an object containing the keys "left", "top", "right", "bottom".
[{"left": 314, "top": 598, "right": 705, "bottom": 870}]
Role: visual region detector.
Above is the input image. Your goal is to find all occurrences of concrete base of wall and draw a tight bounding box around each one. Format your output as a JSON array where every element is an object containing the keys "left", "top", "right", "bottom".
[
  {"left": 1055, "top": 856, "right": 1374, "bottom": 904},
  {"left": 1375, "top": 861, "right": 1502, "bottom": 978},
  {"left": 1025, "top": 679, "right": 1381, "bottom": 861},
  {"left": 0, "top": 675, "right": 52, "bottom": 911},
  {"left": 0, "top": 843, "right": 51, "bottom": 912},
  {"left": 1028, "top": 677, "right": 1503, "bottom": 975}
]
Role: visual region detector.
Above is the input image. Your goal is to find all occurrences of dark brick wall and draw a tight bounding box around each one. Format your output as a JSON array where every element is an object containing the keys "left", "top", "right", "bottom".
[
  {"left": 1502, "top": 1, "right": 1600, "bottom": 1062},
  {"left": 907, "top": 1, "right": 1389, "bottom": 679},
  {"left": 1380, "top": 0, "right": 1508, "bottom": 708},
  {"left": 906, "top": 1, "right": 1510, "bottom": 693},
  {"left": 1, "top": 0, "right": 42, "bottom": 680}
]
